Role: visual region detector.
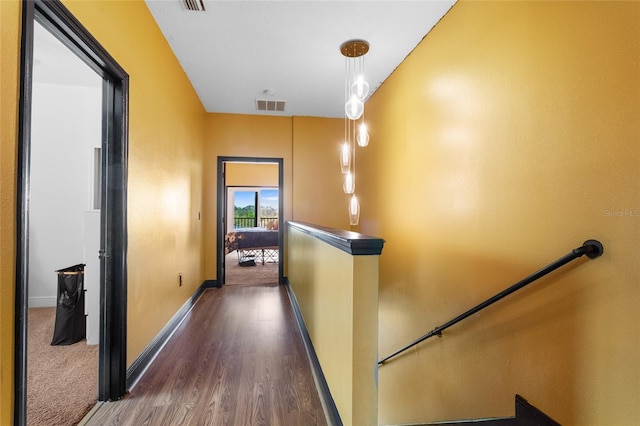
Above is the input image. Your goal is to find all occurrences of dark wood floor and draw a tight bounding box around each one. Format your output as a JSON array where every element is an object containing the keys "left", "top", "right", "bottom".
[{"left": 84, "top": 285, "right": 327, "bottom": 426}]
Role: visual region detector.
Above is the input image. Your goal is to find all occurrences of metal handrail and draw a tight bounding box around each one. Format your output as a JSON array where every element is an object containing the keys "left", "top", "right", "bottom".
[{"left": 378, "top": 239, "right": 604, "bottom": 366}]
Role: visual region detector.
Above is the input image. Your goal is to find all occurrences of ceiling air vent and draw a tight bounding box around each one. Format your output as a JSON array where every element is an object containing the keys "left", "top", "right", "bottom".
[
  {"left": 183, "top": 0, "right": 205, "bottom": 12},
  {"left": 256, "top": 99, "right": 286, "bottom": 112}
]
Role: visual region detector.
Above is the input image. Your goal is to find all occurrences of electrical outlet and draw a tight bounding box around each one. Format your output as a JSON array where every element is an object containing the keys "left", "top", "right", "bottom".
[{"left": 179, "top": 272, "right": 183, "bottom": 287}]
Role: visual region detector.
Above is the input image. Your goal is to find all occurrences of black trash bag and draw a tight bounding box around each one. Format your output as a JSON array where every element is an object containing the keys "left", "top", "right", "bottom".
[{"left": 51, "top": 264, "right": 86, "bottom": 345}]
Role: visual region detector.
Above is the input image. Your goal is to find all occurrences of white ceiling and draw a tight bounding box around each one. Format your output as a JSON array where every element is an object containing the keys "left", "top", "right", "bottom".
[{"left": 145, "top": 0, "right": 456, "bottom": 118}]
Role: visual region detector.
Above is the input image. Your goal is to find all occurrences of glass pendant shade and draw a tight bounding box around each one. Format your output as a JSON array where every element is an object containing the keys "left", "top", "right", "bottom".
[
  {"left": 349, "top": 194, "right": 360, "bottom": 225},
  {"left": 345, "top": 94, "right": 364, "bottom": 120},
  {"left": 351, "top": 75, "right": 370, "bottom": 100},
  {"left": 343, "top": 172, "right": 355, "bottom": 194},
  {"left": 340, "top": 142, "right": 351, "bottom": 173},
  {"left": 357, "top": 122, "right": 369, "bottom": 147}
]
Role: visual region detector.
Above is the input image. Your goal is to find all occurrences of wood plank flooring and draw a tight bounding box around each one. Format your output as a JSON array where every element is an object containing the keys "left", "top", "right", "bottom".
[{"left": 84, "top": 285, "right": 327, "bottom": 426}]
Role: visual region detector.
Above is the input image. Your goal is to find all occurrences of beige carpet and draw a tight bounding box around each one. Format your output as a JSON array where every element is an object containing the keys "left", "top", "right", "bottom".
[
  {"left": 225, "top": 251, "right": 279, "bottom": 285},
  {"left": 27, "top": 307, "right": 98, "bottom": 425}
]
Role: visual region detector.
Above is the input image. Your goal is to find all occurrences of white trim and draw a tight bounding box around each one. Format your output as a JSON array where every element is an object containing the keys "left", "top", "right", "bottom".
[{"left": 28, "top": 296, "right": 57, "bottom": 308}]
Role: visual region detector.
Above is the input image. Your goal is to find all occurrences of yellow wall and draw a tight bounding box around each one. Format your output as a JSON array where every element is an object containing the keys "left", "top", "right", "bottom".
[
  {"left": 0, "top": 1, "right": 21, "bottom": 422},
  {"left": 225, "top": 162, "right": 278, "bottom": 187},
  {"left": 357, "top": 1, "right": 640, "bottom": 424},
  {"left": 60, "top": 0, "right": 207, "bottom": 368},
  {"left": 203, "top": 114, "right": 345, "bottom": 279},
  {"left": 287, "top": 225, "right": 379, "bottom": 426},
  {"left": 293, "top": 117, "right": 350, "bottom": 230}
]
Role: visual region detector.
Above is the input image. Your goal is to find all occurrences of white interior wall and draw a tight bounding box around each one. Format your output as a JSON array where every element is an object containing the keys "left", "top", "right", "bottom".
[
  {"left": 28, "top": 81, "right": 101, "bottom": 307},
  {"left": 29, "top": 18, "right": 103, "bottom": 325}
]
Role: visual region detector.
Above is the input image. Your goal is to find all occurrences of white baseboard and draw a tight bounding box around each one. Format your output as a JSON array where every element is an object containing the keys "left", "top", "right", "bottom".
[{"left": 28, "top": 296, "right": 57, "bottom": 308}]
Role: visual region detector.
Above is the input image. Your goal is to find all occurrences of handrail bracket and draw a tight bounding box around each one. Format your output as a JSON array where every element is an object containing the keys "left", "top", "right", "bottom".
[{"left": 581, "top": 239, "right": 604, "bottom": 259}]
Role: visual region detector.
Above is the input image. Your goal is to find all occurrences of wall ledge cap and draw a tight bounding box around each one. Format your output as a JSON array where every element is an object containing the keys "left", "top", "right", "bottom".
[{"left": 287, "top": 221, "right": 384, "bottom": 255}]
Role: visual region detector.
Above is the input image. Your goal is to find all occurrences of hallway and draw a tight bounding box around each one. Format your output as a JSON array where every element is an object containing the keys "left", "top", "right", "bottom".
[{"left": 83, "top": 285, "right": 327, "bottom": 426}]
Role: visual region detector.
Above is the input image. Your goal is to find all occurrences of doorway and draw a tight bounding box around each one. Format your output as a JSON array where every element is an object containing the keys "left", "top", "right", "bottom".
[
  {"left": 225, "top": 186, "right": 280, "bottom": 285},
  {"left": 216, "top": 157, "right": 284, "bottom": 287},
  {"left": 25, "top": 18, "right": 102, "bottom": 424},
  {"left": 16, "top": 1, "right": 129, "bottom": 425}
]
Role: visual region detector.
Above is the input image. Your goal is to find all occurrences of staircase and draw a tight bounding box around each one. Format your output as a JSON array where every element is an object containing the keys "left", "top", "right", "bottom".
[{"left": 394, "top": 395, "right": 560, "bottom": 426}]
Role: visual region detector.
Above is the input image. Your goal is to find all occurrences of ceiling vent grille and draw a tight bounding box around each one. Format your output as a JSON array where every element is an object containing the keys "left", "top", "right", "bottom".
[
  {"left": 183, "top": 0, "right": 205, "bottom": 12},
  {"left": 256, "top": 100, "right": 286, "bottom": 112}
]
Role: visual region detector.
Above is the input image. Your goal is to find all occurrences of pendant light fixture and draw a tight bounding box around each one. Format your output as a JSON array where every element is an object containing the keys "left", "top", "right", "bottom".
[{"left": 340, "top": 39, "right": 370, "bottom": 226}]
